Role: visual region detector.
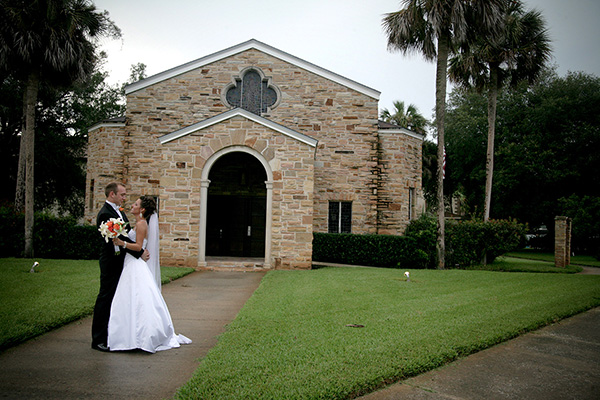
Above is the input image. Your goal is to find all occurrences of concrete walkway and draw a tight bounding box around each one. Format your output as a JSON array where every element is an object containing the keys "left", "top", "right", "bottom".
[
  {"left": 359, "top": 266, "right": 600, "bottom": 400},
  {"left": 0, "top": 270, "right": 265, "bottom": 399},
  {"left": 360, "top": 307, "right": 600, "bottom": 400}
]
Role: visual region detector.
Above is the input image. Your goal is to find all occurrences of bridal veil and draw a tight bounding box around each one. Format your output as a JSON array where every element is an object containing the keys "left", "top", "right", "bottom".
[{"left": 146, "top": 212, "right": 161, "bottom": 289}]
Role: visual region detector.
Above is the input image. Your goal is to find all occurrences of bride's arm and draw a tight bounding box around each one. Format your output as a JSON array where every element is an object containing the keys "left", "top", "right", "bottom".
[
  {"left": 124, "top": 220, "right": 146, "bottom": 252},
  {"left": 113, "top": 220, "right": 146, "bottom": 253}
]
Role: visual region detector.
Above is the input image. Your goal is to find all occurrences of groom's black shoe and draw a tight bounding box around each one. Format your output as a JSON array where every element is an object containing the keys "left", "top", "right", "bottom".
[{"left": 92, "top": 343, "right": 110, "bottom": 352}]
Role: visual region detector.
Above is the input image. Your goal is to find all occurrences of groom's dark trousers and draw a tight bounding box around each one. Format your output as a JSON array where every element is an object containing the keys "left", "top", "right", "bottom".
[{"left": 92, "top": 202, "right": 143, "bottom": 348}]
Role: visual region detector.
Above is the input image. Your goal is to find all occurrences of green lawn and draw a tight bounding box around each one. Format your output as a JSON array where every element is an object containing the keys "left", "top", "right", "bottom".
[
  {"left": 507, "top": 250, "right": 600, "bottom": 267},
  {"left": 175, "top": 267, "right": 600, "bottom": 399},
  {"left": 467, "top": 256, "right": 583, "bottom": 273},
  {"left": 2, "top": 257, "right": 600, "bottom": 399},
  {"left": 0, "top": 258, "right": 193, "bottom": 351}
]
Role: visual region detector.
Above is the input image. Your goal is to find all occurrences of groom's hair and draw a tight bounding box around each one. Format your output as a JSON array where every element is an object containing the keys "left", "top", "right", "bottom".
[
  {"left": 105, "top": 182, "right": 123, "bottom": 198},
  {"left": 140, "top": 195, "right": 156, "bottom": 219}
]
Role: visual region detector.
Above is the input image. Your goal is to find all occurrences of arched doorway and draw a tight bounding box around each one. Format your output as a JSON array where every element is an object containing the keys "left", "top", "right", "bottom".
[{"left": 206, "top": 151, "right": 267, "bottom": 257}]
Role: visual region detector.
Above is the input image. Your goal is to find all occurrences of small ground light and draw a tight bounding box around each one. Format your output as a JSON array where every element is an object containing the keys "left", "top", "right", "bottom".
[
  {"left": 404, "top": 271, "right": 410, "bottom": 281},
  {"left": 30, "top": 261, "right": 39, "bottom": 273}
]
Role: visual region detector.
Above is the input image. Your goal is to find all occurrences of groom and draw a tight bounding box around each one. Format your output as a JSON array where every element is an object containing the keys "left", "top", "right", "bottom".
[{"left": 91, "top": 182, "right": 149, "bottom": 352}]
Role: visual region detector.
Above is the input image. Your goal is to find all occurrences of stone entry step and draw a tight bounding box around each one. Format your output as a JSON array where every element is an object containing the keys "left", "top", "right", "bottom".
[{"left": 203, "top": 256, "right": 267, "bottom": 271}]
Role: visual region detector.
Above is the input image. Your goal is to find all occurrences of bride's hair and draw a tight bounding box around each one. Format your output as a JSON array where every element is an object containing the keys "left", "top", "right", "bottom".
[{"left": 140, "top": 196, "right": 156, "bottom": 219}]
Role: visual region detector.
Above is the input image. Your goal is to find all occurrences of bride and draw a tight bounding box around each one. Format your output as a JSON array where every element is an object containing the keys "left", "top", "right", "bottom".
[{"left": 109, "top": 195, "right": 191, "bottom": 353}]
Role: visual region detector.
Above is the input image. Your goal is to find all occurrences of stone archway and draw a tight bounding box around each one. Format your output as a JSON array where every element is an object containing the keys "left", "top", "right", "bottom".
[
  {"left": 199, "top": 146, "right": 273, "bottom": 268},
  {"left": 206, "top": 152, "right": 266, "bottom": 257}
]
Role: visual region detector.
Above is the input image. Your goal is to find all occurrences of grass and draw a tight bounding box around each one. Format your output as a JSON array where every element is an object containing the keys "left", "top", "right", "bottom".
[
  {"left": 507, "top": 250, "right": 600, "bottom": 267},
  {"left": 466, "top": 256, "right": 583, "bottom": 273},
  {"left": 174, "top": 267, "right": 600, "bottom": 399},
  {"left": 2, "top": 255, "right": 599, "bottom": 399},
  {"left": 0, "top": 258, "right": 194, "bottom": 351}
]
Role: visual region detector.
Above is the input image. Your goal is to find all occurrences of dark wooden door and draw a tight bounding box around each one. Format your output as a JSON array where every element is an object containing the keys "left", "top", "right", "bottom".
[{"left": 206, "top": 195, "right": 265, "bottom": 257}]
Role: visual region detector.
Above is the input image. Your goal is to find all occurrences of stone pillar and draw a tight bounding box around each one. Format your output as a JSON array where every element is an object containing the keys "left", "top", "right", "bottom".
[
  {"left": 264, "top": 181, "right": 273, "bottom": 269},
  {"left": 198, "top": 179, "right": 210, "bottom": 268},
  {"left": 554, "top": 216, "right": 572, "bottom": 268}
]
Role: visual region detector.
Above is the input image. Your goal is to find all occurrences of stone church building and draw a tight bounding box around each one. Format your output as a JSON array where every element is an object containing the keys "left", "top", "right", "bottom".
[{"left": 84, "top": 39, "right": 424, "bottom": 270}]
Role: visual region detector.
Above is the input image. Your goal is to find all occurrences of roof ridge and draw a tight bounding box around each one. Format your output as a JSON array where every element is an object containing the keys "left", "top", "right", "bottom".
[{"left": 125, "top": 39, "right": 380, "bottom": 99}]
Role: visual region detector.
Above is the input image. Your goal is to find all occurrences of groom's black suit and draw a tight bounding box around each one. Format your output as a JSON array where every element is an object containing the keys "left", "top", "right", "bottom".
[{"left": 91, "top": 202, "right": 144, "bottom": 348}]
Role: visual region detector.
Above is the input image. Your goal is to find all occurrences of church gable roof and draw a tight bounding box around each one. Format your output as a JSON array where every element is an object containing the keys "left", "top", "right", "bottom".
[
  {"left": 125, "top": 39, "right": 380, "bottom": 100},
  {"left": 378, "top": 120, "right": 426, "bottom": 141},
  {"left": 88, "top": 116, "right": 126, "bottom": 132},
  {"left": 159, "top": 108, "right": 318, "bottom": 147}
]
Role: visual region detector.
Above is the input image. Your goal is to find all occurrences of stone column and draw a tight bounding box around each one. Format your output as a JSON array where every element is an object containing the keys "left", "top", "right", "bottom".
[
  {"left": 554, "top": 216, "right": 572, "bottom": 268},
  {"left": 198, "top": 179, "right": 210, "bottom": 268},
  {"left": 264, "top": 181, "right": 273, "bottom": 269}
]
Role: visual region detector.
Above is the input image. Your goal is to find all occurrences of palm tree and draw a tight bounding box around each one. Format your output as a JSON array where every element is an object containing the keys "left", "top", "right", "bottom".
[
  {"left": 449, "top": 1, "right": 551, "bottom": 224},
  {"left": 0, "top": 0, "right": 120, "bottom": 257},
  {"left": 380, "top": 100, "right": 428, "bottom": 134},
  {"left": 383, "top": 0, "right": 504, "bottom": 269}
]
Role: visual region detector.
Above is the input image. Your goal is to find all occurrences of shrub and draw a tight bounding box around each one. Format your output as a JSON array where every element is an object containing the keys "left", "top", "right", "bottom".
[
  {"left": 404, "top": 214, "right": 527, "bottom": 268},
  {"left": 446, "top": 219, "right": 527, "bottom": 267},
  {"left": 313, "top": 232, "right": 429, "bottom": 269},
  {"left": 0, "top": 207, "right": 100, "bottom": 259},
  {"left": 0, "top": 208, "right": 23, "bottom": 257},
  {"left": 404, "top": 213, "right": 438, "bottom": 269}
]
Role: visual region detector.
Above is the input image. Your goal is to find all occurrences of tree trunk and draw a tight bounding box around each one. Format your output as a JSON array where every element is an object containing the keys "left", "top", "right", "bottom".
[
  {"left": 15, "top": 136, "right": 26, "bottom": 212},
  {"left": 24, "top": 71, "right": 39, "bottom": 258},
  {"left": 482, "top": 65, "right": 499, "bottom": 265},
  {"left": 14, "top": 89, "right": 28, "bottom": 212},
  {"left": 484, "top": 64, "right": 499, "bottom": 222},
  {"left": 435, "top": 34, "right": 450, "bottom": 269}
]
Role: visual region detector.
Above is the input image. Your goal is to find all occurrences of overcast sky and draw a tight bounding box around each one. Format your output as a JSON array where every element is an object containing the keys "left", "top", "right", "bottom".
[{"left": 94, "top": 0, "right": 600, "bottom": 126}]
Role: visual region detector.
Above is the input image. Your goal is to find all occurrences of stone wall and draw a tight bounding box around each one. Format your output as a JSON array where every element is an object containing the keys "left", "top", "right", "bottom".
[
  {"left": 84, "top": 124, "right": 126, "bottom": 224},
  {"left": 85, "top": 46, "right": 423, "bottom": 269},
  {"left": 157, "top": 116, "right": 315, "bottom": 269},
  {"left": 124, "top": 49, "right": 379, "bottom": 235},
  {"left": 377, "top": 130, "right": 424, "bottom": 235}
]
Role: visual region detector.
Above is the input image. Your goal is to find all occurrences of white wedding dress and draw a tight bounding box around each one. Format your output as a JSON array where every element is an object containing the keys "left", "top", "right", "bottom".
[{"left": 108, "top": 228, "right": 191, "bottom": 353}]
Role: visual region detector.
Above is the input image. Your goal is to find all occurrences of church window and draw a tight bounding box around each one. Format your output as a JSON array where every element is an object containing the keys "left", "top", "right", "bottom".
[
  {"left": 89, "top": 179, "right": 94, "bottom": 211},
  {"left": 328, "top": 201, "right": 352, "bottom": 233},
  {"left": 408, "top": 188, "right": 415, "bottom": 220},
  {"left": 225, "top": 68, "right": 279, "bottom": 115}
]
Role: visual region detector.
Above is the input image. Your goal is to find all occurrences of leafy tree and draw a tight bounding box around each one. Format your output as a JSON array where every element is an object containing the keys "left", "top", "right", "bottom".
[
  {"left": 557, "top": 195, "right": 600, "bottom": 255},
  {"left": 421, "top": 139, "right": 438, "bottom": 208},
  {"left": 0, "top": 76, "right": 23, "bottom": 207},
  {"left": 0, "top": 56, "right": 126, "bottom": 217},
  {"left": 449, "top": 0, "right": 551, "bottom": 223},
  {"left": 445, "top": 68, "right": 600, "bottom": 254},
  {"left": 380, "top": 100, "right": 428, "bottom": 134},
  {"left": 61, "top": 56, "right": 126, "bottom": 137},
  {"left": 496, "top": 70, "right": 600, "bottom": 230},
  {"left": 123, "top": 62, "right": 147, "bottom": 88},
  {"left": 0, "top": 0, "right": 119, "bottom": 256},
  {"left": 382, "top": 0, "right": 504, "bottom": 268},
  {"left": 443, "top": 86, "right": 488, "bottom": 217}
]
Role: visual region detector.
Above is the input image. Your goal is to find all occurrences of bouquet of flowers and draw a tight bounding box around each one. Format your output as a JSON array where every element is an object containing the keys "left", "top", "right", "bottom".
[{"left": 98, "top": 218, "right": 128, "bottom": 254}]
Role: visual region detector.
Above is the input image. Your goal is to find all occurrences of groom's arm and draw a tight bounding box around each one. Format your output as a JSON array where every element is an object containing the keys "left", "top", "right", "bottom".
[
  {"left": 118, "top": 234, "right": 145, "bottom": 259},
  {"left": 98, "top": 206, "right": 148, "bottom": 259}
]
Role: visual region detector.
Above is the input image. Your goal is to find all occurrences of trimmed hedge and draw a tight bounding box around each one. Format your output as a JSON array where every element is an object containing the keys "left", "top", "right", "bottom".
[
  {"left": 313, "top": 215, "right": 527, "bottom": 269},
  {"left": 0, "top": 208, "right": 100, "bottom": 259},
  {"left": 2, "top": 207, "right": 527, "bottom": 268},
  {"left": 313, "top": 232, "right": 429, "bottom": 269}
]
